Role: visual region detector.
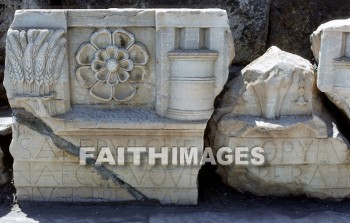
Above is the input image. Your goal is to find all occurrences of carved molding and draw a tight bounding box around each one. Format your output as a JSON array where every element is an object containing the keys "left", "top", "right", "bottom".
[
  {"left": 295, "top": 73, "right": 308, "bottom": 105},
  {"left": 333, "top": 57, "right": 350, "bottom": 67},
  {"left": 75, "top": 28, "right": 149, "bottom": 102},
  {"left": 251, "top": 69, "right": 293, "bottom": 119},
  {"left": 167, "top": 49, "right": 219, "bottom": 60}
]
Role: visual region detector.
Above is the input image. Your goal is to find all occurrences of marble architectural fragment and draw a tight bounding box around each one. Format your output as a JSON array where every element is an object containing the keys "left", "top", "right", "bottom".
[
  {"left": 4, "top": 9, "right": 234, "bottom": 204},
  {"left": 311, "top": 19, "right": 350, "bottom": 119},
  {"left": 209, "top": 46, "right": 350, "bottom": 199}
]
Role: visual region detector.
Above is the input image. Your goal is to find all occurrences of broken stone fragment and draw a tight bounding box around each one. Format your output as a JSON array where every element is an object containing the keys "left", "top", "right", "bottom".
[
  {"left": 210, "top": 46, "right": 350, "bottom": 200},
  {"left": 311, "top": 18, "right": 350, "bottom": 121},
  {"left": 221, "top": 46, "right": 316, "bottom": 119}
]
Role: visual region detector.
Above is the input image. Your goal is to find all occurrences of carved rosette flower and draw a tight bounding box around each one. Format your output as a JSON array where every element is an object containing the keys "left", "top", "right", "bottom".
[{"left": 76, "top": 28, "right": 149, "bottom": 101}]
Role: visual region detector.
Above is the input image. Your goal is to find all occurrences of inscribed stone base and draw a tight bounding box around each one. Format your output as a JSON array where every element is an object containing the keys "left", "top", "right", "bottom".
[
  {"left": 11, "top": 121, "right": 202, "bottom": 204},
  {"left": 213, "top": 134, "right": 350, "bottom": 199}
]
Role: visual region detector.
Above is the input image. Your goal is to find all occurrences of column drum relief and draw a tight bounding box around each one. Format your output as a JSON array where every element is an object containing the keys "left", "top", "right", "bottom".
[{"left": 167, "top": 50, "right": 218, "bottom": 120}]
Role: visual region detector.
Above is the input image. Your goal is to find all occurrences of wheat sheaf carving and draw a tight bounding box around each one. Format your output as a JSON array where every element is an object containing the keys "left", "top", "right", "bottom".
[{"left": 6, "top": 29, "right": 66, "bottom": 95}]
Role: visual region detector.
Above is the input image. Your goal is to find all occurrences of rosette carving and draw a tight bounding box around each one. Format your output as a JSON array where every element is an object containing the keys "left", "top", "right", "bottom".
[{"left": 76, "top": 28, "right": 149, "bottom": 102}]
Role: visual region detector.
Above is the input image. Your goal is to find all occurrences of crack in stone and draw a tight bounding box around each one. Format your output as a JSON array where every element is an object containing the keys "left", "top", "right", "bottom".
[{"left": 13, "top": 109, "right": 159, "bottom": 204}]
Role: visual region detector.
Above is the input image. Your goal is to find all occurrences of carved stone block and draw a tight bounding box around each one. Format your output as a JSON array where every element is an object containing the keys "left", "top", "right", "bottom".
[
  {"left": 311, "top": 19, "right": 350, "bottom": 119},
  {"left": 4, "top": 9, "right": 234, "bottom": 204},
  {"left": 210, "top": 46, "right": 350, "bottom": 200},
  {"left": 5, "top": 28, "right": 69, "bottom": 117}
]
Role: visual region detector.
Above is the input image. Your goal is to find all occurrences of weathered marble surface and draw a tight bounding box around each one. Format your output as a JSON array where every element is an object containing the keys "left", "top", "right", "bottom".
[
  {"left": 4, "top": 9, "right": 234, "bottom": 204},
  {"left": 12, "top": 119, "right": 200, "bottom": 203},
  {"left": 210, "top": 46, "right": 350, "bottom": 199},
  {"left": 311, "top": 19, "right": 350, "bottom": 120},
  {"left": 230, "top": 46, "right": 315, "bottom": 119}
]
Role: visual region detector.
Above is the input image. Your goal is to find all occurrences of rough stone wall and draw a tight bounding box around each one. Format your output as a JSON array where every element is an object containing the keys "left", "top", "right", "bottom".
[
  {"left": 267, "top": 0, "right": 350, "bottom": 63},
  {"left": 1, "top": 0, "right": 350, "bottom": 107}
]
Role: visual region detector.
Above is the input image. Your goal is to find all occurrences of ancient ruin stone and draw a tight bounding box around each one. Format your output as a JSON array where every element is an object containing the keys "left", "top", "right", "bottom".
[
  {"left": 4, "top": 9, "right": 234, "bottom": 204},
  {"left": 230, "top": 46, "right": 315, "bottom": 119},
  {"left": 209, "top": 46, "right": 350, "bottom": 199},
  {"left": 311, "top": 19, "right": 350, "bottom": 121},
  {"left": 75, "top": 28, "right": 149, "bottom": 102}
]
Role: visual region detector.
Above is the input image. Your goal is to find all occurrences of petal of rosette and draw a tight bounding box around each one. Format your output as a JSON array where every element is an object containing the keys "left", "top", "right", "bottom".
[
  {"left": 129, "top": 66, "right": 147, "bottom": 82},
  {"left": 115, "top": 49, "right": 129, "bottom": 61},
  {"left": 112, "top": 29, "right": 135, "bottom": 50},
  {"left": 76, "top": 43, "right": 97, "bottom": 65},
  {"left": 117, "top": 69, "right": 130, "bottom": 83},
  {"left": 128, "top": 43, "right": 149, "bottom": 65},
  {"left": 90, "top": 28, "right": 112, "bottom": 49},
  {"left": 95, "top": 69, "right": 109, "bottom": 82},
  {"left": 94, "top": 49, "right": 110, "bottom": 61},
  {"left": 107, "top": 71, "right": 119, "bottom": 86},
  {"left": 105, "top": 45, "right": 119, "bottom": 59},
  {"left": 90, "top": 81, "right": 113, "bottom": 101},
  {"left": 76, "top": 66, "right": 97, "bottom": 88},
  {"left": 91, "top": 59, "right": 106, "bottom": 72},
  {"left": 113, "top": 83, "right": 136, "bottom": 101},
  {"left": 120, "top": 59, "right": 133, "bottom": 71}
]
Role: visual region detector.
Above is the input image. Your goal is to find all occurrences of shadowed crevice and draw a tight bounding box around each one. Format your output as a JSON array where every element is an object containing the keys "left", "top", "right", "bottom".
[
  {"left": 320, "top": 92, "right": 350, "bottom": 143},
  {"left": 0, "top": 133, "right": 15, "bottom": 206}
]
